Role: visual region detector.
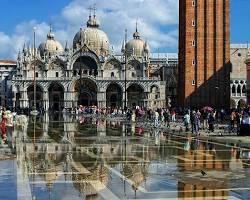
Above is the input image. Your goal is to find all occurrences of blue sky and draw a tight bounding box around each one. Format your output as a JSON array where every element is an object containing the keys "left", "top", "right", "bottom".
[{"left": 0, "top": 0, "right": 249, "bottom": 58}]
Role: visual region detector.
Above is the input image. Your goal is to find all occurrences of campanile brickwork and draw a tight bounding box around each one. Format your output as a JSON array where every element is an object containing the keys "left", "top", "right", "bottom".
[{"left": 178, "top": 0, "right": 231, "bottom": 109}]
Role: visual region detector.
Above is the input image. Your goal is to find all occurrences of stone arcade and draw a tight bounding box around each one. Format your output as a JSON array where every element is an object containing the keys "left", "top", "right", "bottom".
[{"left": 12, "top": 13, "right": 166, "bottom": 111}]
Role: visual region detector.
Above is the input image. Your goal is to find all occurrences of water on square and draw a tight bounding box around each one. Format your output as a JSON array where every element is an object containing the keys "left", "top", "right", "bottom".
[{"left": 1, "top": 113, "right": 250, "bottom": 200}]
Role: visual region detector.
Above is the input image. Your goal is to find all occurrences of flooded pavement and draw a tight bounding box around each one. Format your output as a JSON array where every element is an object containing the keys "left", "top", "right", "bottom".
[{"left": 1, "top": 113, "right": 250, "bottom": 199}]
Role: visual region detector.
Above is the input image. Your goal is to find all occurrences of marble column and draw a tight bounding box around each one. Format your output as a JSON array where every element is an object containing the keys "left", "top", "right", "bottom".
[{"left": 43, "top": 90, "right": 49, "bottom": 111}]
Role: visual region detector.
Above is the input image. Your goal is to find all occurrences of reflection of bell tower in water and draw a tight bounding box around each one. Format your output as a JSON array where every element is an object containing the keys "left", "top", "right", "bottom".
[{"left": 177, "top": 137, "right": 230, "bottom": 199}]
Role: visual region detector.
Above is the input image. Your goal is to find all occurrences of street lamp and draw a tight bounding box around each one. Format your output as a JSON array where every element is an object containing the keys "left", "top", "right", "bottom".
[
  {"left": 124, "top": 29, "right": 128, "bottom": 110},
  {"left": 31, "top": 26, "right": 39, "bottom": 115}
]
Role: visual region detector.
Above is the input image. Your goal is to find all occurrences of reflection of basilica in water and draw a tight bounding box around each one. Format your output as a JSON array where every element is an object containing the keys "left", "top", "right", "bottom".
[
  {"left": 12, "top": 11, "right": 166, "bottom": 111},
  {"left": 14, "top": 114, "right": 156, "bottom": 199},
  {"left": 12, "top": 115, "right": 249, "bottom": 199}
]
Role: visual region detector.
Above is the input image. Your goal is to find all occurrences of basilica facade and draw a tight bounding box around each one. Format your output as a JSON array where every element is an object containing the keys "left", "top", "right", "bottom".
[{"left": 12, "top": 14, "right": 166, "bottom": 111}]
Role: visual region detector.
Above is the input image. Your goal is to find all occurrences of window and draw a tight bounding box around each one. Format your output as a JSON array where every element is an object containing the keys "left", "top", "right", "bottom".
[
  {"left": 238, "top": 53, "right": 241, "bottom": 57},
  {"left": 36, "top": 72, "right": 38, "bottom": 77},
  {"left": 111, "top": 72, "right": 114, "bottom": 77},
  {"left": 192, "top": 80, "right": 195, "bottom": 85},
  {"left": 132, "top": 72, "right": 135, "bottom": 77},
  {"left": 192, "top": 60, "right": 196, "bottom": 66},
  {"left": 192, "top": 0, "right": 196, "bottom": 6},
  {"left": 242, "top": 85, "right": 246, "bottom": 94},
  {"left": 56, "top": 72, "right": 59, "bottom": 77},
  {"left": 192, "top": 40, "right": 196, "bottom": 47},
  {"left": 237, "top": 85, "right": 241, "bottom": 95},
  {"left": 232, "top": 85, "right": 236, "bottom": 96},
  {"left": 73, "top": 70, "right": 77, "bottom": 76},
  {"left": 192, "top": 20, "right": 196, "bottom": 27}
]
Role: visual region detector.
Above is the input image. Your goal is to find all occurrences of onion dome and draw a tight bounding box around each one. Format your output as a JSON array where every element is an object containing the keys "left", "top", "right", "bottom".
[
  {"left": 38, "top": 29, "right": 64, "bottom": 57},
  {"left": 73, "top": 14, "right": 109, "bottom": 56},
  {"left": 125, "top": 24, "right": 150, "bottom": 58}
]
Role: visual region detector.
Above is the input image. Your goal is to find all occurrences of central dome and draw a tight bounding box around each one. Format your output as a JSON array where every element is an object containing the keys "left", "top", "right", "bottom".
[{"left": 73, "top": 14, "right": 109, "bottom": 56}]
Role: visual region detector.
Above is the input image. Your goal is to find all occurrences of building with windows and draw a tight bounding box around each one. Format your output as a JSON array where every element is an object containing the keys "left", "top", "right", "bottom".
[
  {"left": 12, "top": 14, "right": 166, "bottom": 111},
  {"left": 245, "top": 49, "right": 250, "bottom": 104},
  {"left": 0, "top": 60, "right": 16, "bottom": 107},
  {"left": 150, "top": 53, "right": 178, "bottom": 107},
  {"left": 230, "top": 44, "right": 247, "bottom": 108}
]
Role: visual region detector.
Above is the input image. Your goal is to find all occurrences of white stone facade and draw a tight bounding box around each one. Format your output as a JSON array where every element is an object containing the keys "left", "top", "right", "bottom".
[
  {"left": 230, "top": 44, "right": 248, "bottom": 108},
  {"left": 12, "top": 15, "right": 166, "bottom": 111}
]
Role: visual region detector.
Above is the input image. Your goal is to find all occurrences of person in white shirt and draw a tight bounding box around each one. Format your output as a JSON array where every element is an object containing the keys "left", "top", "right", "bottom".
[
  {"left": 242, "top": 114, "right": 250, "bottom": 125},
  {"left": 183, "top": 112, "right": 190, "bottom": 132}
]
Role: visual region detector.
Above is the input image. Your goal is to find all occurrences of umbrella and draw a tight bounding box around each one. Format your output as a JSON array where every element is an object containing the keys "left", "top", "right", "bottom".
[{"left": 202, "top": 106, "right": 213, "bottom": 112}]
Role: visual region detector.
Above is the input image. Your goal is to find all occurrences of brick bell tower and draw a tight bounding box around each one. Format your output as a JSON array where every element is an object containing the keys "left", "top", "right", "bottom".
[{"left": 178, "top": 0, "right": 231, "bottom": 109}]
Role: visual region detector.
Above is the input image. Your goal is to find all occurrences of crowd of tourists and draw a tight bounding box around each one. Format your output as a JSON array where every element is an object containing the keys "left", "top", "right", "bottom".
[
  {"left": 67, "top": 104, "right": 250, "bottom": 135},
  {"left": 229, "top": 109, "right": 250, "bottom": 134},
  {"left": 3, "top": 104, "right": 250, "bottom": 140}
]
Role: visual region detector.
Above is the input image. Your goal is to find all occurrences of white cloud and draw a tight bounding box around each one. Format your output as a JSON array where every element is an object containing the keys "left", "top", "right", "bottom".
[{"left": 0, "top": 0, "right": 178, "bottom": 59}]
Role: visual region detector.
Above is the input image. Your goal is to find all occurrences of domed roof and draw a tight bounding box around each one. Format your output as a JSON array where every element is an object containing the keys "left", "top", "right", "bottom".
[
  {"left": 38, "top": 30, "right": 64, "bottom": 57},
  {"left": 125, "top": 26, "right": 150, "bottom": 58},
  {"left": 73, "top": 14, "right": 109, "bottom": 56}
]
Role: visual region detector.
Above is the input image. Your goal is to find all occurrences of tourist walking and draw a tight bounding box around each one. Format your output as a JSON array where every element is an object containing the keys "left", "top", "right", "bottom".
[
  {"left": 208, "top": 112, "right": 215, "bottom": 132},
  {"left": 164, "top": 109, "right": 170, "bottom": 128},
  {"left": 171, "top": 110, "right": 176, "bottom": 123},
  {"left": 236, "top": 111, "right": 243, "bottom": 134},
  {"left": 192, "top": 111, "right": 200, "bottom": 134},
  {"left": 183, "top": 112, "right": 190, "bottom": 132},
  {"left": 230, "top": 111, "right": 236, "bottom": 131},
  {"left": 154, "top": 110, "right": 160, "bottom": 127}
]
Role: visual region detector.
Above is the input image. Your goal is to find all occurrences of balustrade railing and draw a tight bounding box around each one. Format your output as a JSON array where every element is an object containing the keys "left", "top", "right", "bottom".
[{"left": 12, "top": 75, "right": 160, "bottom": 81}]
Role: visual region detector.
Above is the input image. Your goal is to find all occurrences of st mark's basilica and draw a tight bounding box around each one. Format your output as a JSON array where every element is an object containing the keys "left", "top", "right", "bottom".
[{"left": 12, "top": 13, "right": 166, "bottom": 111}]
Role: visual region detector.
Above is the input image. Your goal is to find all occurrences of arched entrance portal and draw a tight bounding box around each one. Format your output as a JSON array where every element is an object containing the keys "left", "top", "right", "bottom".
[
  {"left": 106, "top": 83, "right": 122, "bottom": 108},
  {"left": 27, "top": 85, "right": 43, "bottom": 109},
  {"left": 127, "top": 84, "right": 144, "bottom": 108},
  {"left": 75, "top": 79, "right": 97, "bottom": 106},
  {"left": 48, "top": 83, "right": 64, "bottom": 111}
]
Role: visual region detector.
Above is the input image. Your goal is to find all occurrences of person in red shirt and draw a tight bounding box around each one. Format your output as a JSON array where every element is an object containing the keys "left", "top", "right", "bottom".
[
  {"left": 1, "top": 107, "right": 7, "bottom": 144},
  {"left": 171, "top": 110, "right": 176, "bottom": 122}
]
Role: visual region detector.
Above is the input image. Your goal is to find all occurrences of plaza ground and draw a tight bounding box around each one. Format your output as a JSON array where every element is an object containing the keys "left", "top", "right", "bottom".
[{"left": 0, "top": 114, "right": 249, "bottom": 199}]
